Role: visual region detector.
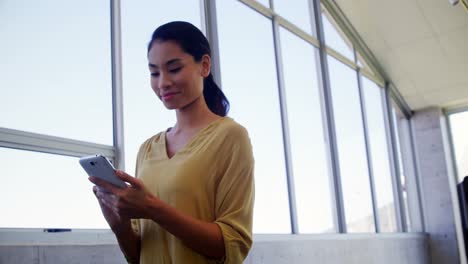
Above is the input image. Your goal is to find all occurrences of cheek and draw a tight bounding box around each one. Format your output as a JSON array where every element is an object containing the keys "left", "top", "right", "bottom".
[
  {"left": 185, "top": 73, "right": 203, "bottom": 93},
  {"left": 150, "top": 78, "right": 160, "bottom": 96}
]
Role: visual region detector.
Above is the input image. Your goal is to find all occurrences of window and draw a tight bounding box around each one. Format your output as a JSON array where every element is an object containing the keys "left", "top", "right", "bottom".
[
  {"left": 328, "top": 55, "right": 375, "bottom": 232},
  {"left": 449, "top": 111, "right": 468, "bottom": 183},
  {"left": 361, "top": 77, "right": 397, "bottom": 232},
  {"left": 0, "top": 148, "right": 107, "bottom": 228},
  {"left": 217, "top": 0, "right": 291, "bottom": 233},
  {"left": 391, "top": 102, "right": 419, "bottom": 231},
  {"left": 0, "top": 0, "right": 112, "bottom": 145},
  {"left": 274, "top": 0, "right": 314, "bottom": 35},
  {"left": 121, "top": 0, "right": 201, "bottom": 174},
  {"left": 279, "top": 27, "right": 334, "bottom": 233},
  {"left": 321, "top": 12, "right": 354, "bottom": 61}
]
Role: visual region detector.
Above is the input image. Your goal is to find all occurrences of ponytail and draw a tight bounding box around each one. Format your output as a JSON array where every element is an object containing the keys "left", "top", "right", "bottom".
[{"left": 203, "top": 73, "right": 229, "bottom": 117}]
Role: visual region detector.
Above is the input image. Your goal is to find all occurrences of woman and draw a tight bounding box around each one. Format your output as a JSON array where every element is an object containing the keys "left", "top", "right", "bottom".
[{"left": 89, "top": 21, "right": 255, "bottom": 264}]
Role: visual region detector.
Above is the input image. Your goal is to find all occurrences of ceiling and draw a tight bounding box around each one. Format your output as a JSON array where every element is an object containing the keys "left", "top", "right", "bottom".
[{"left": 334, "top": 0, "right": 468, "bottom": 110}]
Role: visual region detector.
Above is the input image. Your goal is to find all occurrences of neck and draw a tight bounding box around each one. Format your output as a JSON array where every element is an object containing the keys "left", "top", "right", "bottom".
[{"left": 172, "top": 96, "right": 220, "bottom": 133}]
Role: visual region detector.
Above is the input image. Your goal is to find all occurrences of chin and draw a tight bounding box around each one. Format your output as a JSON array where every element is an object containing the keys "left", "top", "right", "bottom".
[{"left": 162, "top": 101, "right": 181, "bottom": 110}]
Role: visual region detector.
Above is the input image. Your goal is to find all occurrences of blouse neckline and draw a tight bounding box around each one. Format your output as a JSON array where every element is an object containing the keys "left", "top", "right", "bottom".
[{"left": 162, "top": 116, "right": 229, "bottom": 160}]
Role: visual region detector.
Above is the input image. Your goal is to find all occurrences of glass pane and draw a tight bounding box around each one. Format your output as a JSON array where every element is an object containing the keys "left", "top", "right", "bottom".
[
  {"left": 361, "top": 77, "right": 397, "bottom": 232},
  {"left": 449, "top": 111, "right": 468, "bottom": 183},
  {"left": 0, "top": 0, "right": 112, "bottom": 145},
  {"left": 274, "top": 0, "right": 313, "bottom": 35},
  {"left": 218, "top": 0, "right": 291, "bottom": 233},
  {"left": 328, "top": 55, "right": 375, "bottom": 232},
  {"left": 280, "top": 27, "right": 334, "bottom": 233},
  {"left": 121, "top": 0, "right": 201, "bottom": 174},
  {"left": 0, "top": 148, "right": 107, "bottom": 228},
  {"left": 321, "top": 13, "right": 354, "bottom": 61}
]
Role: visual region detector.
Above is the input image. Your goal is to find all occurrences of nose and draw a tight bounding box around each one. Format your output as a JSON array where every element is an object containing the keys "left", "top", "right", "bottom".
[{"left": 158, "top": 72, "right": 172, "bottom": 90}]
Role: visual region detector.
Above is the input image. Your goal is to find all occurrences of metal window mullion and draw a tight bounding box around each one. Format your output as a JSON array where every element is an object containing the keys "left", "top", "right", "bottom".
[
  {"left": 110, "top": 0, "right": 125, "bottom": 170},
  {"left": 311, "top": 0, "right": 346, "bottom": 233},
  {"left": 383, "top": 84, "right": 407, "bottom": 232},
  {"left": 202, "top": 0, "right": 222, "bottom": 87},
  {"left": 356, "top": 70, "right": 379, "bottom": 233},
  {"left": 0, "top": 127, "right": 115, "bottom": 158},
  {"left": 271, "top": 16, "right": 299, "bottom": 234}
]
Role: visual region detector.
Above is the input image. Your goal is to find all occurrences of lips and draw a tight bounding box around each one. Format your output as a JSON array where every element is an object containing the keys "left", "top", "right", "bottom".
[{"left": 161, "top": 92, "right": 179, "bottom": 101}]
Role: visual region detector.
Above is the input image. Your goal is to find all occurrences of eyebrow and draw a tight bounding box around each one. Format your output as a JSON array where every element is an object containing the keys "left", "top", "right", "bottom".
[{"left": 148, "top": 58, "right": 182, "bottom": 68}]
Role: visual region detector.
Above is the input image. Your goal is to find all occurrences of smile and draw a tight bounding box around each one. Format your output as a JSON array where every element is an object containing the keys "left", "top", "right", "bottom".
[{"left": 162, "top": 92, "right": 179, "bottom": 101}]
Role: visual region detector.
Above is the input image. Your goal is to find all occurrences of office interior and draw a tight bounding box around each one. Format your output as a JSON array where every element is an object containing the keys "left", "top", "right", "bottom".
[{"left": 1, "top": 0, "right": 468, "bottom": 263}]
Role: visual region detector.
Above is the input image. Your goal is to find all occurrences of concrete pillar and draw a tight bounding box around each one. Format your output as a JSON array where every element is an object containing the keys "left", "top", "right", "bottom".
[{"left": 411, "top": 107, "right": 464, "bottom": 264}]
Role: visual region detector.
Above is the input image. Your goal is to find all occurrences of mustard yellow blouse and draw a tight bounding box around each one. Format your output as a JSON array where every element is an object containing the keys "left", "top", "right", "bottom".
[{"left": 131, "top": 117, "right": 254, "bottom": 264}]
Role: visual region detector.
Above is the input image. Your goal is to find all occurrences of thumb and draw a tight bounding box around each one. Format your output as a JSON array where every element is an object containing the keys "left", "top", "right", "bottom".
[{"left": 115, "top": 170, "right": 143, "bottom": 188}]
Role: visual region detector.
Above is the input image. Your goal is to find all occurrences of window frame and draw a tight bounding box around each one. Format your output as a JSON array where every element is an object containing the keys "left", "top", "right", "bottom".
[{"left": 0, "top": 0, "right": 421, "bottom": 239}]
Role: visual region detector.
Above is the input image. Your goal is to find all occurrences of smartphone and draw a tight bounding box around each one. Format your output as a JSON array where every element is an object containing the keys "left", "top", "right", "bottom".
[{"left": 79, "top": 154, "right": 127, "bottom": 189}]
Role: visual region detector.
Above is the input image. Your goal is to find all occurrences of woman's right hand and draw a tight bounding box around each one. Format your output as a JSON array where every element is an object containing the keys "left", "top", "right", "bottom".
[{"left": 93, "top": 185, "right": 130, "bottom": 233}]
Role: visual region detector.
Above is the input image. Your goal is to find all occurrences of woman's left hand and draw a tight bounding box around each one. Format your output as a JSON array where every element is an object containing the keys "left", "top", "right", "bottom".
[{"left": 89, "top": 170, "right": 157, "bottom": 220}]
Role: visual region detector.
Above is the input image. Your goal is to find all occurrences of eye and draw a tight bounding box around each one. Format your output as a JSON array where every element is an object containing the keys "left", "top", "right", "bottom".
[
  {"left": 150, "top": 72, "right": 160, "bottom": 78},
  {"left": 169, "top": 67, "right": 182, "bottom": 73}
]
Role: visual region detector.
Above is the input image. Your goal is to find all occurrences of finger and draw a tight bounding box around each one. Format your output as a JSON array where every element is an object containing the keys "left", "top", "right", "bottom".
[
  {"left": 99, "top": 195, "right": 118, "bottom": 214},
  {"left": 97, "top": 191, "right": 116, "bottom": 203},
  {"left": 89, "top": 176, "right": 121, "bottom": 194},
  {"left": 97, "top": 192, "right": 117, "bottom": 208},
  {"left": 115, "top": 170, "right": 143, "bottom": 189}
]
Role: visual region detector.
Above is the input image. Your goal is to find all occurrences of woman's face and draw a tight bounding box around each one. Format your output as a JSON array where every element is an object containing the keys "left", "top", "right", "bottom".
[{"left": 147, "top": 40, "right": 210, "bottom": 110}]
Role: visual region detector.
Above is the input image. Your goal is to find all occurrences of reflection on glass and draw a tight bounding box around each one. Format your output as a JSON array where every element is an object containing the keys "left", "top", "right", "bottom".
[
  {"left": 321, "top": 13, "right": 354, "bottom": 61},
  {"left": 274, "top": 0, "right": 314, "bottom": 35},
  {"left": 0, "top": 0, "right": 112, "bottom": 145},
  {"left": 449, "top": 112, "right": 468, "bottom": 183},
  {"left": 328, "top": 55, "right": 375, "bottom": 232},
  {"left": 121, "top": 0, "right": 201, "bottom": 174},
  {"left": 217, "top": 0, "right": 291, "bottom": 233},
  {"left": 361, "top": 77, "right": 397, "bottom": 232},
  {"left": 0, "top": 148, "right": 107, "bottom": 228},
  {"left": 280, "top": 27, "right": 334, "bottom": 233}
]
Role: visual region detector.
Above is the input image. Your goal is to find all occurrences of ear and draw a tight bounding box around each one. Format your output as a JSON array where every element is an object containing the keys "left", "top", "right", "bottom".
[{"left": 200, "top": 54, "right": 211, "bottom": 78}]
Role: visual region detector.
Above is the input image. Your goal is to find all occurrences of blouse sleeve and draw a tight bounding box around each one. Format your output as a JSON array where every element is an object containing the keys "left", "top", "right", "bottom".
[{"left": 214, "top": 125, "right": 255, "bottom": 264}]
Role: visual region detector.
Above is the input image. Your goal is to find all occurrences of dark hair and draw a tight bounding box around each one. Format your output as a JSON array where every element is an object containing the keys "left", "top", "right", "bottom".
[{"left": 147, "top": 21, "right": 229, "bottom": 116}]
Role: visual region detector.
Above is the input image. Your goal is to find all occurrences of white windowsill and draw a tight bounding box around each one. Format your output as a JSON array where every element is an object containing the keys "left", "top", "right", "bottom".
[{"left": 0, "top": 229, "right": 427, "bottom": 246}]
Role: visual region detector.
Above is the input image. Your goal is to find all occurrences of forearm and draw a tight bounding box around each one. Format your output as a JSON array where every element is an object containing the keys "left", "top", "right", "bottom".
[
  {"left": 114, "top": 223, "right": 141, "bottom": 263},
  {"left": 147, "top": 196, "right": 225, "bottom": 259}
]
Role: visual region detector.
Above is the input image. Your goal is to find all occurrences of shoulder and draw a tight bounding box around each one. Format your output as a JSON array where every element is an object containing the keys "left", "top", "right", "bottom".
[
  {"left": 216, "top": 117, "right": 253, "bottom": 156},
  {"left": 142, "top": 131, "right": 164, "bottom": 148},
  {"left": 218, "top": 117, "right": 251, "bottom": 141},
  {"left": 136, "top": 131, "right": 165, "bottom": 157}
]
